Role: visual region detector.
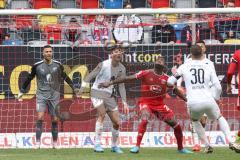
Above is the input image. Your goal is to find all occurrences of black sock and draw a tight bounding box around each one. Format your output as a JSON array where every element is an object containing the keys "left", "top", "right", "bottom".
[
  {"left": 51, "top": 122, "right": 58, "bottom": 142},
  {"left": 36, "top": 120, "right": 43, "bottom": 142}
]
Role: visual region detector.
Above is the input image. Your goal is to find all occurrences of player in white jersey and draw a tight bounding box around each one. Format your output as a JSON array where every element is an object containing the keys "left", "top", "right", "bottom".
[
  {"left": 168, "top": 45, "right": 236, "bottom": 153},
  {"left": 79, "top": 45, "right": 129, "bottom": 153},
  {"left": 188, "top": 41, "right": 213, "bottom": 151}
]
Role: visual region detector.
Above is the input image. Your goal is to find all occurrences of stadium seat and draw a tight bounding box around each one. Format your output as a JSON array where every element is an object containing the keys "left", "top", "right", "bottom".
[
  {"left": 80, "top": 0, "right": 99, "bottom": 24},
  {"left": 31, "top": 0, "right": 52, "bottom": 9},
  {"left": 130, "top": 0, "right": 146, "bottom": 8},
  {"left": 198, "top": 0, "right": 217, "bottom": 8},
  {"left": 0, "top": 0, "right": 5, "bottom": 8},
  {"left": 81, "top": 0, "right": 99, "bottom": 8},
  {"left": 38, "top": 15, "right": 58, "bottom": 27},
  {"left": 174, "top": 0, "right": 194, "bottom": 8},
  {"left": 236, "top": 0, "right": 240, "bottom": 6},
  {"left": 10, "top": 0, "right": 29, "bottom": 9},
  {"left": 57, "top": 0, "right": 76, "bottom": 8},
  {"left": 104, "top": 0, "right": 123, "bottom": 9},
  {"left": 14, "top": 15, "right": 35, "bottom": 29},
  {"left": 172, "top": 23, "right": 187, "bottom": 43},
  {"left": 167, "top": 14, "right": 177, "bottom": 23},
  {"left": 148, "top": 0, "right": 170, "bottom": 8},
  {"left": 44, "top": 24, "right": 62, "bottom": 44},
  {"left": 221, "top": 0, "right": 240, "bottom": 7}
]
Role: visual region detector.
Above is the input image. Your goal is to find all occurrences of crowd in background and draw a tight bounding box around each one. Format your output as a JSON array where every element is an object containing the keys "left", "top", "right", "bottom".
[{"left": 0, "top": 0, "right": 239, "bottom": 46}]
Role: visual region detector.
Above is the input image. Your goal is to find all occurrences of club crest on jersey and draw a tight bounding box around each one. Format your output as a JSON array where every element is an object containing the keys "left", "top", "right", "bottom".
[
  {"left": 53, "top": 67, "right": 57, "bottom": 71},
  {"left": 150, "top": 85, "right": 162, "bottom": 93}
]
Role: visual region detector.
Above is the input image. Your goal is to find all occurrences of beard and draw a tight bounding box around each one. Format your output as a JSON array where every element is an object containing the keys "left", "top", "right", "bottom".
[{"left": 154, "top": 64, "right": 164, "bottom": 70}]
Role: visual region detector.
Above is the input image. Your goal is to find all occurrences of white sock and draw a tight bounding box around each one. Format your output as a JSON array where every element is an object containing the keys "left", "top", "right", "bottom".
[
  {"left": 112, "top": 128, "right": 119, "bottom": 147},
  {"left": 95, "top": 121, "right": 103, "bottom": 145},
  {"left": 218, "top": 116, "right": 233, "bottom": 143},
  {"left": 192, "top": 121, "right": 209, "bottom": 147},
  {"left": 191, "top": 122, "right": 200, "bottom": 145}
]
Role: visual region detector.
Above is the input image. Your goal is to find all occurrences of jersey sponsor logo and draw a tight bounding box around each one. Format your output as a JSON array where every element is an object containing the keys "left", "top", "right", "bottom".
[
  {"left": 150, "top": 85, "right": 162, "bottom": 93},
  {"left": 46, "top": 74, "right": 53, "bottom": 84}
]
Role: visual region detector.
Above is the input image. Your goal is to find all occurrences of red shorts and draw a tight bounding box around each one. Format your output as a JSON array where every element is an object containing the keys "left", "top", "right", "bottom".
[{"left": 139, "top": 103, "right": 174, "bottom": 121}]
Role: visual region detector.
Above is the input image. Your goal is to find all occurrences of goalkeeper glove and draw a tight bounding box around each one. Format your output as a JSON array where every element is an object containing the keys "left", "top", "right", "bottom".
[{"left": 17, "top": 92, "right": 23, "bottom": 101}]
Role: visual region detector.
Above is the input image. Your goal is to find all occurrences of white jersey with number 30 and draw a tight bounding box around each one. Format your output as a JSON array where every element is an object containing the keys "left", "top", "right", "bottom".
[{"left": 175, "top": 59, "right": 221, "bottom": 104}]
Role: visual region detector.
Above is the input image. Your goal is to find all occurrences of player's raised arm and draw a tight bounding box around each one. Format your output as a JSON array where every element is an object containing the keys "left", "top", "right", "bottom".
[
  {"left": 98, "top": 74, "right": 137, "bottom": 88},
  {"left": 17, "top": 64, "right": 37, "bottom": 99},
  {"left": 60, "top": 64, "right": 78, "bottom": 95},
  {"left": 98, "top": 70, "right": 148, "bottom": 88},
  {"left": 167, "top": 66, "right": 183, "bottom": 87}
]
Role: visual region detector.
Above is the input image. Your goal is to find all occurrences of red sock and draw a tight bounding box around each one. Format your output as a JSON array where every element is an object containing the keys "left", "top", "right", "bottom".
[
  {"left": 136, "top": 120, "right": 148, "bottom": 147},
  {"left": 174, "top": 124, "right": 183, "bottom": 150},
  {"left": 238, "top": 130, "right": 240, "bottom": 137}
]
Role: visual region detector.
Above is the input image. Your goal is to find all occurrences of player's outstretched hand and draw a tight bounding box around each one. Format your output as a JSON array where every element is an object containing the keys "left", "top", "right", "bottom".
[
  {"left": 226, "top": 84, "right": 232, "bottom": 94},
  {"left": 123, "top": 102, "right": 129, "bottom": 115},
  {"left": 16, "top": 92, "right": 23, "bottom": 101},
  {"left": 98, "top": 82, "right": 111, "bottom": 88}
]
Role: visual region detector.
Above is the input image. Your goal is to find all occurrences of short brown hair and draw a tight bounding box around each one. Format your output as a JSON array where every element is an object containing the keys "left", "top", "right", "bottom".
[{"left": 190, "top": 45, "right": 202, "bottom": 58}]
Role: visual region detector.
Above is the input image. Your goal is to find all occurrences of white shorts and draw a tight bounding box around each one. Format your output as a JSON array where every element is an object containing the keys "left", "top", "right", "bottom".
[
  {"left": 91, "top": 97, "right": 118, "bottom": 112},
  {"left": 187, "top": 100, "right": 221, "bottom": 121}
]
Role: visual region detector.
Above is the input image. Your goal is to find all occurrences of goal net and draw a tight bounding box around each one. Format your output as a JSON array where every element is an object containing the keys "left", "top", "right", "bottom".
[{"left": 0, "top": 8, "right": 239, "bottom": 148}]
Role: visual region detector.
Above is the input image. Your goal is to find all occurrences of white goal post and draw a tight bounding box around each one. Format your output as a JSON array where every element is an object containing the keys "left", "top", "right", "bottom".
[{"left": 0, "top": 8, "right": 240, "bottom": 15}]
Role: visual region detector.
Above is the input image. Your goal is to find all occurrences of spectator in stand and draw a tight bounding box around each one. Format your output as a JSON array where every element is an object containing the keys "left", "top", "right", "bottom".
[
  {"left": 113, "top": 3, "right": 143, "bottom": 44},
  {"left": 214, "top": 0, "right": 240, "bottom": 42},
  {"left": 224, "top": 30, "right": 240, "bottom": 44},
  {"left": 89, "top": 15, "right": 110, "bottom": 44},
  {"left": 2, "top": 32, "right": 24, "bottom": 45},
  {"left": 152, "top": 14, "right": 176, "bottom": 44},
  {"left": 62, "top": 18, "right": 91, "bottom": 48}
]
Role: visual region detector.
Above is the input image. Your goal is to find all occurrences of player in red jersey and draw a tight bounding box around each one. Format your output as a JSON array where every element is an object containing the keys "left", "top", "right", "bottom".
[
  {"left": 227, "top": 49, "right": 240, "bottom": 153},
  {"left": 99, "top": 56, "right": 192, "bottom": 154}
]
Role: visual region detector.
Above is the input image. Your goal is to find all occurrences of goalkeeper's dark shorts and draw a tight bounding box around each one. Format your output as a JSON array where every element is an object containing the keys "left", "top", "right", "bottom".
[{"left": 36, "top": 98, "right": 59, "bottom": 116}]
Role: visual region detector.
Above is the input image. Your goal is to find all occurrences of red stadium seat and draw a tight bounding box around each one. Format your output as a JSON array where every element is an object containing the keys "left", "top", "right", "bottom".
[
  {"left": 237, "top": 0, "right": 240, "bottom": 6},
  {"left": 31, "top": 0, "right": 52, "bottom": 9},
  {"left": 80, "top": 0, "right": 99, "bottom": 24},
  {"left": 81, "top": 0, "right": 99, "bottom": 9},
  {"left": 148, "top": 0, "right": 170, "bottom": 8},
  {"left": 15, "top": 15, "right": 35, "bottom": 29},
  {"left": 221, "top": 0, "right": 240, "bottom": 7},
  {"left": 44, "top": 24, "right": 62, "bottom": 44}
]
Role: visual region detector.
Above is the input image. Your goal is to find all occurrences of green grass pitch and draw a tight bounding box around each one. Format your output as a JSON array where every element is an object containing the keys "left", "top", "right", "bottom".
[{"left": 0, "top": 148, "right": 239, "bottom": 160}]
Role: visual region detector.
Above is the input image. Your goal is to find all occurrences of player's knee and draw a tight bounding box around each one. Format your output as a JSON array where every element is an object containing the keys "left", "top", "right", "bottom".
[
  {"left": 37, "top": 113, "right": 44, "bottom": 120},
  {"left": 113, "top": 122, "right": 120, "bottom": 130},
  {"left": 141, "top": 113, "right": 150, "bottom": 121},
  {"left": 97, "top": 114, "right": 105, "bottom": 122}
]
